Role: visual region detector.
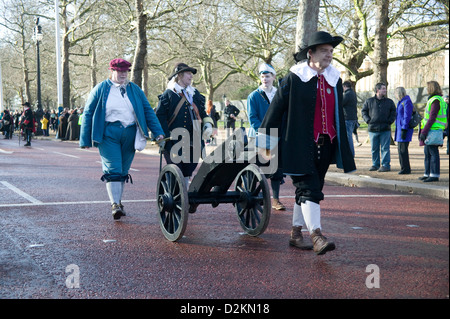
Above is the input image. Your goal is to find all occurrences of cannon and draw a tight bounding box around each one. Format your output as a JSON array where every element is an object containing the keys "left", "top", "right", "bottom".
[{"left": 156, "top": 130, "right": 272, "bottom": 242}]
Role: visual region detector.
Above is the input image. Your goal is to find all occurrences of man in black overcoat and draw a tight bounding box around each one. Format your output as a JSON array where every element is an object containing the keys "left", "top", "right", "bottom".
[
  {"left": 20, "top": 102, "right": 35, "bottom": 147},
  {"left": 258, "top": 31, "right": 356, "bottom": 255}
]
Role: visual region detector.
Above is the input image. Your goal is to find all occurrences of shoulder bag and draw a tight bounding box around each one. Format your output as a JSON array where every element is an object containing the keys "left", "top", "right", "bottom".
[
  {"left": 409, "top": 110, "right": 422, "bottom": 129},
  {"left": 424, "top": 129, "right": 443, "bottom": 145},
  {"left": 408, "top": 105, "right": 422, "bottom": 129}
]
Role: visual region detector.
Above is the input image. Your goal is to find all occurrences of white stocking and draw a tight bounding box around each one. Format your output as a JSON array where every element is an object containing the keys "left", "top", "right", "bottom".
[
  {"left": 106, "top": 182, "right": 123, "bottom": 205},
  {"left": 301, "top": 200, "right": 321, "bottom": 234},
  {"left": 292, "top": 203, "right": 306, "bottom": 228}
]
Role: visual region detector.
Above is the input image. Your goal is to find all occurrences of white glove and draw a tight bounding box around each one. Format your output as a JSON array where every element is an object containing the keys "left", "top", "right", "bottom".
[{"left": 202, "top": 123, "right": 213, "bottom": 140}]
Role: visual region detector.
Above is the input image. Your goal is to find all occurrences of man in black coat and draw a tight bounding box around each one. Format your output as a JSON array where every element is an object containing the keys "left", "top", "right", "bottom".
[
  {"left": 258, "top": 31, "right": 356, "bottom": 255},
  {"left": 224, "top": 99, "right": 240, "bottom": 137},
  {"left": 20, "top": 102, "right": 35, "bottom": 147}
]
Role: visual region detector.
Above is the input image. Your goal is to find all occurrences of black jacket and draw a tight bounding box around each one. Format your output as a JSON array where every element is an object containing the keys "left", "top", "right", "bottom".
[
  {"left": 342, "top": 88, "right": 358, "bottom": 120},
  {"left": 156, "top": 89, "right": 207, "bottom": 151},
  {"left": 20, "top": 109, "right": 35, "bottom": 131},
  {"left": 361, "top": 95, "right": 396, "bottom": 132},
  {"left": 260, "top": 72, "right": 356, "bottom": 175},
  {"left": 224, "top": 104, "right": 240, "bottom": 123}
]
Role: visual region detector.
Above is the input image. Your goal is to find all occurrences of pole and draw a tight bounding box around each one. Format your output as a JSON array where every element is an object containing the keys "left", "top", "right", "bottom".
[
  {"left": 34, "top": 19, "right": 43, "bottom": 136},
  {"left": 55, "top": 0, "right": 63, "bottom": 118},
  {"left": 36, "top": 35, "right": 42, "bottom": 110}
]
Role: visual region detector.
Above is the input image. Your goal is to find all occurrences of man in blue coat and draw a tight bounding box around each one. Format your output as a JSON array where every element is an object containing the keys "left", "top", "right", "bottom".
[
  {"left": 80, "top": 58, "right": 165, "bottom": 220},
  {"left": 247, "top": 63, "right": 286, "bottom": 211}
]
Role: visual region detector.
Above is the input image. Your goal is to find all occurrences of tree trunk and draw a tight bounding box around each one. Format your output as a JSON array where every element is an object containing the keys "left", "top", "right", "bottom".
[
  {"left": 62, "top": 5, "right": 71, "bottom": 109},
  {"left": 295, "top": 0, "right": 320, "bottom": 51},
  {"left": 143, "top": 57, "right": 149, "bottom": 97},
  {"left": 373, "top": 0, "right": 389, "bottom": 85},
  {"left": 131, "top": 0, "right": 147, "bottom": 88},
  {"left": 22, "top": 49, "right": 31, "bottom": 104},
  {"left": 90, "top": 41, "right": 97, "bottom": 89}
]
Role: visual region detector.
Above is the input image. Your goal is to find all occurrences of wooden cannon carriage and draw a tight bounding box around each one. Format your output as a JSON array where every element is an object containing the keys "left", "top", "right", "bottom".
[{"left": 156, "top": 131, "right": 272, "bottom": 241}]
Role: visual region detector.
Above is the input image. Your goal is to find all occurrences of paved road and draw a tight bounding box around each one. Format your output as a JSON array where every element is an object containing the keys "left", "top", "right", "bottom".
[{"left": 0, "top": 137, "right": 448, "bottom": 304}]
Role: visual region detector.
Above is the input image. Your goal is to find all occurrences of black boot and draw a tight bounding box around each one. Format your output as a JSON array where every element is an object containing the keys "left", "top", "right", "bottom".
[{"left": 112, "top": 203, "right": 124, "bottom": 220}]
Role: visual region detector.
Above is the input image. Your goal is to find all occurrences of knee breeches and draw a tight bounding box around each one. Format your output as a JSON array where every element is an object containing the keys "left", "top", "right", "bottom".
[
  {"left": 98, "top": 121, "right": 136, "bottom": 182},
  {"left": 291, "top": 136, "right": 335, "bottom": 204}
]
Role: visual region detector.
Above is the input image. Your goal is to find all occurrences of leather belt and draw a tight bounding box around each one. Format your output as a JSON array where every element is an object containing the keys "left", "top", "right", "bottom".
[{"left": 316, "top": 134, "right": 328, "bottom": 146}]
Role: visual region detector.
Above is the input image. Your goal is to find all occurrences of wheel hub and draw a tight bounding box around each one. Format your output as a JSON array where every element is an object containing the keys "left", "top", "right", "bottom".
[
  {"left": 159, "top": 193, "right": 174, "bottom": 212},
  {"left": 239, "top": 191, "right": 256, "bottom": 210}
]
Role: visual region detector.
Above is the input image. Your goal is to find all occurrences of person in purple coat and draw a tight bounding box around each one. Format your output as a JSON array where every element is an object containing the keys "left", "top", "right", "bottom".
[{"left": 394, "top": 87, "right": 414, "bottom": 174}]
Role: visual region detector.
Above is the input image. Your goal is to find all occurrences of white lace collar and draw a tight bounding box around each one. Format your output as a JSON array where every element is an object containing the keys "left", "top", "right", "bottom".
[
  {"left": 167, "top": 78, "right": 196, "bottom": 97},
  {"left": 290, "top": 61, "right": 340, "bottom": 87}
]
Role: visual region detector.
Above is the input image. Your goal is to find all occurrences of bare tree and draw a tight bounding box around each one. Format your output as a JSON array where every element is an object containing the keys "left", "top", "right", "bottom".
[
  {"left": 323, "top": 0, "right": 449, "bottom": 85},
  {"left": 59, "top": 0, "right": 103, "bottom": 108},
  {"left": 0, "top": 0, "right": 46, "bottom": 104},
  {"left": 130, "top": 0, "right": 188, "bottom": 89},
  {"left": 229, "top": 0, "right": 297, "bottom": 81}
]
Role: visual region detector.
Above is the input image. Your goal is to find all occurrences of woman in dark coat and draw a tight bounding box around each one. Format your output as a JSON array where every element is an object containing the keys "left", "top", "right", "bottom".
[
  {"left": 65, "top": 109, "right": 80, "bottom": 140},
  {"left": 57, "top": 111, "right": 68, "bottom": 140},
  {"left": 1, "top": 110, "right": 13, "bottom": 139}
]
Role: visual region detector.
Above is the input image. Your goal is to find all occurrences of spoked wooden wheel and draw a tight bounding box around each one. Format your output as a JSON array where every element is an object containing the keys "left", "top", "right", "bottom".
[
  {"left": 234, "top": 164, "right": 271, "bottom": 236},
  {"left": 156, "top": 164, "right": 188, "bottom": 241}
]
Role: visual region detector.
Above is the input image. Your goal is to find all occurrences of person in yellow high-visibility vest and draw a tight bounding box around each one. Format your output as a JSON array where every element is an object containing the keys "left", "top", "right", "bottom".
[{"left": 418, "top": 81, "right": 448, "bottom": 182}]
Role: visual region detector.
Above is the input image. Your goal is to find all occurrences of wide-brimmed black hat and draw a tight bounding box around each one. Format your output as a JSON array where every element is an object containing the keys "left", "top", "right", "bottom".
[
  {"left": 294, "top": 31, "right": 343, "bottom": 62},
  {"left": 168, "top": 63, "right": 197, "bottom": 80}
]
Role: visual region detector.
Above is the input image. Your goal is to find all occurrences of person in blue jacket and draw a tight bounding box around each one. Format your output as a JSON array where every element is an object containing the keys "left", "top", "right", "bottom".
[
  {"left": 247, "top": 63, "right": 286, "bottom": 211},
  {"left": 80, "top": 58, "right": 165, "bottom": 220},
  {"left": 394, "top": 87, "right": 414, "bottom": 174}
]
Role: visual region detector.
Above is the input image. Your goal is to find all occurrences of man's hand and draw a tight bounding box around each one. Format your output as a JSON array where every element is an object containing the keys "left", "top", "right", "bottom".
[
  {"left": 258, "top": 148, "right": 272, "bottom": 161},
  {"left": 155, "top": 135, "right": 166, "bottom": 151},
  {"left": 202, "top": 123, "right": 213, "bottom": 140}
]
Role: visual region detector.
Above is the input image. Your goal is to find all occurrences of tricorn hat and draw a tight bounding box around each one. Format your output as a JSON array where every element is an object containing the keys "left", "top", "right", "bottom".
[
  {"left": 168, "top": 63, "right": 197, "bottom": 81},
  {"left": 22, "top": 102, "right": 31, "bottom": 109},
  {"left": 294, "top": 31, "right": 343, "bottom": 62},
  {"left": 109, "top": 58, "right": 132, "bottom": 72}
]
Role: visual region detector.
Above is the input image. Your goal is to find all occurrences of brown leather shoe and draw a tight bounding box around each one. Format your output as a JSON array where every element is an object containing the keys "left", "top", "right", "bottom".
[
  {"left": 289, "top": 226, "right": 313, "bottom": 250},
  {"left": 310, "top": 228, "right": 335, "bottom": 255},
  {"left": 272, "top": 199, "right": 286, "bottom": 211}
]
